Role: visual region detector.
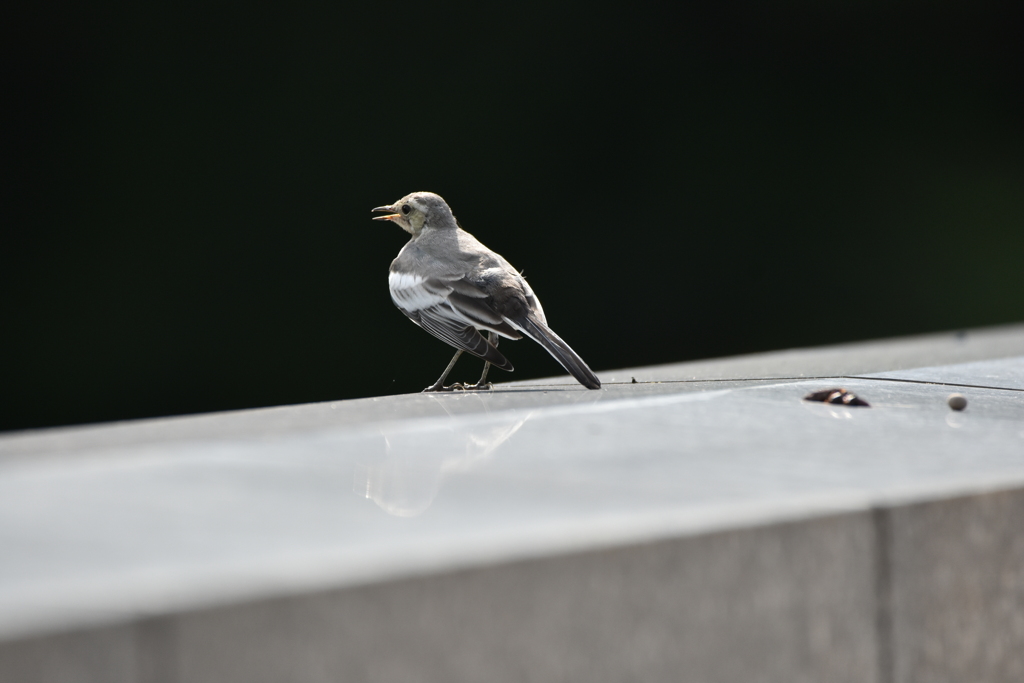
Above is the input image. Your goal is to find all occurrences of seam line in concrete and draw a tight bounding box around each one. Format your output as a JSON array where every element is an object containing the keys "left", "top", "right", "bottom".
[
  {"left": 872, "top": 507, "right": 895, "bottom": 683},
  {"left": 841, "top": 375, "right": 1024, "bottom": 392},
  {"left": 506, "top": 376, "right": 1024, "bottom": 392}
]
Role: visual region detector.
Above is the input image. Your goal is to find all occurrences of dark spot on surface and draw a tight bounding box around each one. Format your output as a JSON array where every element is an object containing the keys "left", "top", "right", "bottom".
[{"left": 804, "top": 388, "right": 870, "bottom": 407}]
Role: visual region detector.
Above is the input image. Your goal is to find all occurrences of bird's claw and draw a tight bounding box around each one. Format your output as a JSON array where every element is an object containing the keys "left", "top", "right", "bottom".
[
  {"left": 422, "top": 383, "right": 467, "bottom": 393},
  {"left": 421, "top": 381, "right": 491, "bottom": 393}
]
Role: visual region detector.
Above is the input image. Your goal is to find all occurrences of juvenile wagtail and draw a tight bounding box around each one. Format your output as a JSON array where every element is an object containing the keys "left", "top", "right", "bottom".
[{"left": 373, "top": 192, "right": 601, "bottom": 392}]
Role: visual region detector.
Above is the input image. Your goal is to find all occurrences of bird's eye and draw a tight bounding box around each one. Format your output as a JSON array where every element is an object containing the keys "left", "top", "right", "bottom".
[{"left": 402, "top": 205, "right": 411, "bottom": 215}]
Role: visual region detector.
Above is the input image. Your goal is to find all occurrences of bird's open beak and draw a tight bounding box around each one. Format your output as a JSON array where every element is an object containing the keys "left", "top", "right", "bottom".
[{"left": 372, "top": 205, "right": 400, "bottom": 221}]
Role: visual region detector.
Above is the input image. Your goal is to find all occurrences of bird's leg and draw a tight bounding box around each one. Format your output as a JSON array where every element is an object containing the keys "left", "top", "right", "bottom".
[
  {"left": 466, "top": 332, "right": 498, "bottom": 391},
  {"left": 423, "top": 349, "right": 464, "bottom": 392},
  {"left": 470, "top": 362, "right": 492, "bottom": 391}
]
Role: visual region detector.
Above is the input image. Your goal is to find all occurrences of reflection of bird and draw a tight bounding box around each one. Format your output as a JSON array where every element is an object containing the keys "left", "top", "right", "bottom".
[
  {"left": 354, "top": 396, "right": 534, "bottom": 518},
  {"left": 373, "top": 192, "right": 601, "bottom": 392}
]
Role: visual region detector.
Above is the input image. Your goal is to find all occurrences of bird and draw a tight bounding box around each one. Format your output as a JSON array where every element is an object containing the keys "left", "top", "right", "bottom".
[{"left": 373, "top": 192, "right": 601, "bottom": 392}]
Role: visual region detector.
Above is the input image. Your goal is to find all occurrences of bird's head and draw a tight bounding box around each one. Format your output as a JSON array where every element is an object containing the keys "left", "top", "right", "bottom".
[{"left": 372, "top": 192, "right": 456, "bottom": 235}]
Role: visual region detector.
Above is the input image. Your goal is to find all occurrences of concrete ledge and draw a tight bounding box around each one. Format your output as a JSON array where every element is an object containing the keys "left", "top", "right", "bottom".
[
  {"left": 174, "top": 512, "right": 883, "bottom": 683},
  {"left": 2, "top": 512, "right": 880, "bottom": 683},
  {"left": 2, "top": 323, "right": 1021, "bottom": 459},
  {"left": 889, "top": 488, "right": 1024, "bottom": 682},
  {"left": 1, "top": 324, "right": 1023, "bottom": 681}
]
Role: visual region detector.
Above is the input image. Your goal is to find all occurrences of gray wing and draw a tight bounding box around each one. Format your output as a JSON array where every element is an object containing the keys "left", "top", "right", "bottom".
[{"left": 389, "top": 269, "right": 516, "bottom": 370}]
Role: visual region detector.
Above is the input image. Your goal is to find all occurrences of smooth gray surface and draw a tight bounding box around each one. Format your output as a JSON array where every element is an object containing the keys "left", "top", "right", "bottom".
[
  {"left": 861, "top": 356, "right": 1024, "bottom": 391},
  {"left": 889, "top": 489, "right": 1024, "bottom": 683},
  {"left": 2, "top": 323, "right": 1022, "bottom": 459},
  {"left": 1, "top": 325, "right": 1023, "bottom": 682},
  {"left": 1, "top": 360, "right": 1023, "bottom": 641},
  {"left": 0, "top": 515, "right": 880, "bottom": 683},
  {"left": 0, "top": 623, "right": 136, "bottom": 683},
  {"left": 168, "top": 513, "right": 877, "bottom": 683}
]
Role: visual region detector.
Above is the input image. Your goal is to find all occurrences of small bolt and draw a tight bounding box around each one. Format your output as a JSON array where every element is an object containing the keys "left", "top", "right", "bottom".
[{"left": 947, "top": 394, "right": 967, "bottom": 411}]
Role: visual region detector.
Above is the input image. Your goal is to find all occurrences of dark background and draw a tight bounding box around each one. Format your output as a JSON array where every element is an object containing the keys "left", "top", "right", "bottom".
[{"left": 4, "top": 1, "right": 1023, "bottom": 432}]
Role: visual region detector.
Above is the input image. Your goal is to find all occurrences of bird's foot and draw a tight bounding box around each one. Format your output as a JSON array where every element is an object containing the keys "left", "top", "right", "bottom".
[
  {"left": 461, "top": 382, "right": 492, "bottom": 391},
  {"left": 422, "top": 382, "right": 467, "bottom": 393}
]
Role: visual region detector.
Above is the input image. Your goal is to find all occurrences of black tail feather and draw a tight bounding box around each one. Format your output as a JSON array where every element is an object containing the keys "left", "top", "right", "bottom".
[{"left": 517, "top": 315, "right": 601, "bottom": 390}]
